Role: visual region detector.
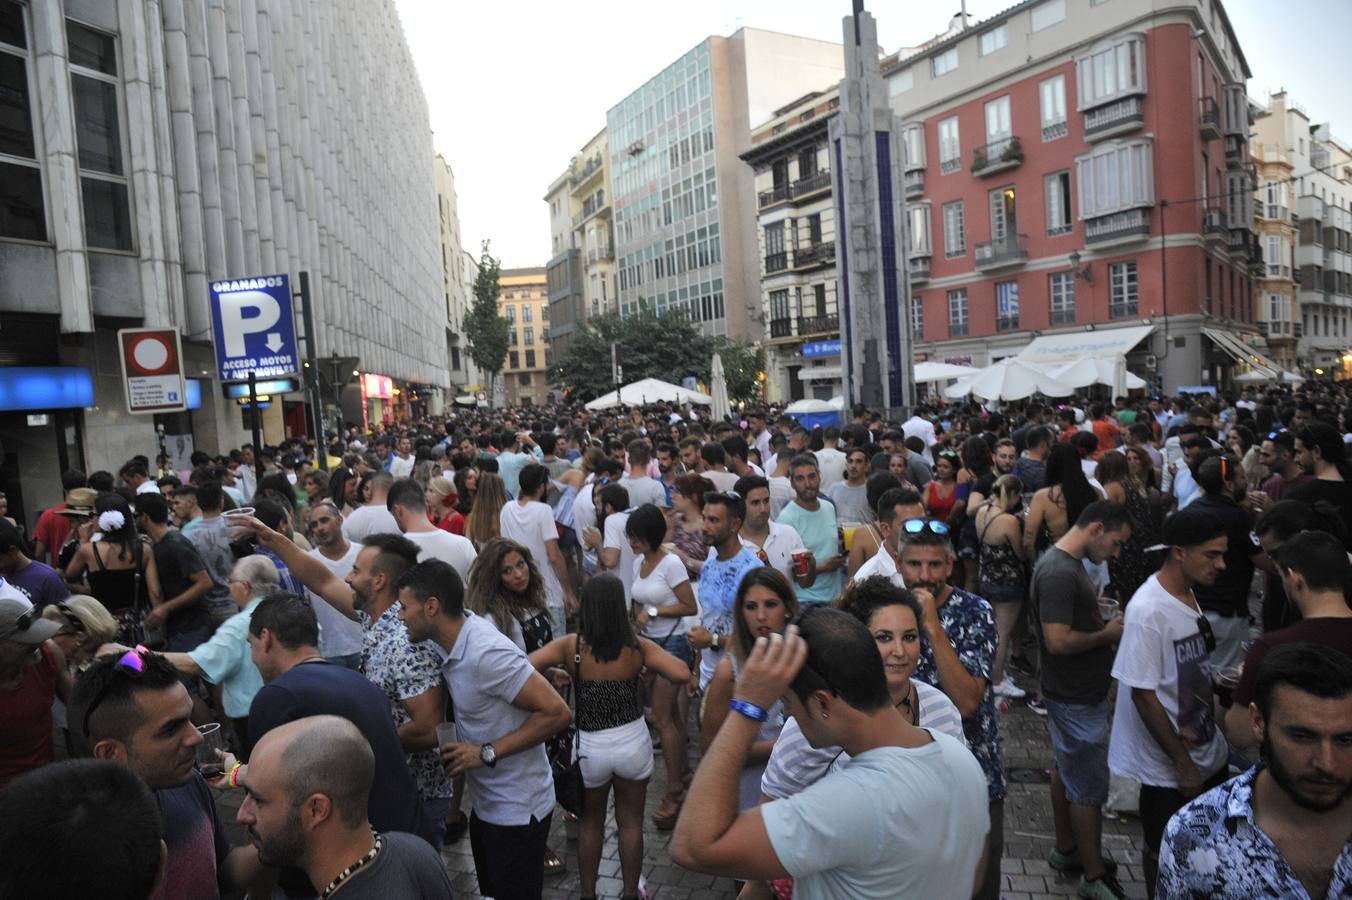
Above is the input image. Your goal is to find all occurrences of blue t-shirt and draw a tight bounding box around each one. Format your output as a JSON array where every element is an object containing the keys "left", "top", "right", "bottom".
[
  {"left": 7, "top": 559, "right": 69, "bottom": 609},
  {"left": 696, "top": 548, "right": 764, "bottom": 688},
  {"left": 155, "top": 771, "right": 229, "bottom": 900},
  {"left": 777, "top": 501, "right": 841, "bottom": 605},
  {"left": 187, "top": 597, "right": 264, "bottom": 717}
]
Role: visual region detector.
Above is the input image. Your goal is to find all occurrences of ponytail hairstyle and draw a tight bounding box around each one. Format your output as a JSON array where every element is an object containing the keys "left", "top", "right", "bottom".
[{"left": 991, "top": 474, "right": 1023, "bottom": 514}]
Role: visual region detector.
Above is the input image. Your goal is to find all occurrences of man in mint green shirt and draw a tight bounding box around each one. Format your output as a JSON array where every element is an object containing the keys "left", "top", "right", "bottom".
[{"left": 777, "top": 454, "right": 845, "bottom": 605}]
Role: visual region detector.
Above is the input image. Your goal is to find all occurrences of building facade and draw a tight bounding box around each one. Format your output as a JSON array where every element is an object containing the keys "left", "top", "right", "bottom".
[
  {"left": 499, "top": 267, "right": 551, "bottom": 406},
  {"left": 0, "top": 0, "right": 445, "bottom": 522},
  {"left": 436, "top": 153, "right": 482, "bottom": 395},
  {"left": 607, "top": 29, "right": 844, "bottom": 341},
  {"left": 1252, "top": 92, "right": 1352, "bottom": 376}
]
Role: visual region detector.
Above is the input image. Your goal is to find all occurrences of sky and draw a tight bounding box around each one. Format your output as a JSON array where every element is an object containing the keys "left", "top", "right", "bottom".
[{"left": 392, "top": 0, "right": 1352, "bottom": 270}]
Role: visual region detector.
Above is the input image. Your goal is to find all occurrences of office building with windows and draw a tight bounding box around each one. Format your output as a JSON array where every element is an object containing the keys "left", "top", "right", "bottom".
[
  {"left": 608, "top": 29, "right": 843, "bottom": 340},
  {"left": 0, "top": 0, "right": 445, "bottom": 520},
  {"left": 499, "top": 268, "right": 551, "bottom": 406},
  {"left": 1252, "top": 91, "right": 1352, "bottom": 376},
  {"left": 436, "top": 153, "right": 482, "bottom": 394},
  {"left": 882, "top": 0, "right": 1265, "bottom": 392}
]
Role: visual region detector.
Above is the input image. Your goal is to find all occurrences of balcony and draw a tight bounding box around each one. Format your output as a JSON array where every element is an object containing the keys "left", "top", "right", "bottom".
[
  {"left": 904, "top": 169, "right": 924, "bottom": 199},
  {"left": 973, "top": 234, "right": 1029, "bottom": 272},
  {"left": 908, "top": 255, "right": 930, "bottom": 284},
  {"left": 758, "top": 183, "right": 791, "bottom": 208},
  {"left": 792, "top": 170, "right": 832, "bottom": 200},
  {"left": 798, "top": 314, "right": 839, "bottom": 336},
  {"left": 1203, "top": 206, "right": 1228, "bottom": 242},
  {"left": 1228, "top": 223, "right": 1251, "bottom": 252},
  {"left": 940, "top": 157, "right": 961, "bottom": 175},
  {"left": 1199, "top": 97, "right": 1222, "bottom": 141},
  {"left": 765, "top": 251, "right": 790, "bottom": 274},
  {"left": 1083, "top": 96, "right": 1144, "bottom": 141},
  {"left": 1084, "top": 207, "right": 1151, "bottom": 248},
  {"left": 1050, "top": 307, "right": 1077, "bottom": 326},
  {"left": 1042, "top": 119, "right": 1069, "bottom": 142},
  {"left": 971, "top": 137, "right": 1023, "bottom": 177},
  {"left": 997, "top": 315, "right": 1021, "bottom": 332},
  {"left": 586, "top": 246, "right": 613, "bottom": 265},
  {"left": 570, "top": 154, "right": 604, "bottom": 191},
  {"left": 1225, "top": 135, "right": 1246, "bottom": 168},
  {"left": 769, "top": 318, "right": 794, "bottom": 339},
  {"left": 793, "top": 241, "right": 835, "bottom": 269}
]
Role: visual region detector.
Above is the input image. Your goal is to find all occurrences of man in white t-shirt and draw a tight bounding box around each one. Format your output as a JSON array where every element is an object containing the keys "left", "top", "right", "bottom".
[
  {"left": 902, "top": 410, "right": 938, "bottom": 461},
  {"left": 734, "top": 475, "right": 813, "bottom": 588},
  {"left": 385, "top": 479, "right": 476, "bottom": 585},
  {"left": 619, "top": 440, "right": 667, "bottom": 509},
  {"left": 1109, "top": 507, "right": 1230, "bottom": 895},
  {"left": 388, "top": 435, "right": 416, "bottom": 478},
  {"left": 591, "top": 483, "right": 636, "bottom": 600},
  {"left": 700, "top": 443, "right": 739, "bottom": 493},
  {"left": 812, "top": 427, "right": 847, "bottom": 490},
  {"left": 500, "top": 463, "right": 577, "bottom": 634},
  {"left": 303, "top": 501, "right": 364, "bottom": 667},
  {"left": 672, "top": 608, "right": 989, "bottom": 899},
  {"left": 342, "top": 472, "right": 400, "bottom": 543}
]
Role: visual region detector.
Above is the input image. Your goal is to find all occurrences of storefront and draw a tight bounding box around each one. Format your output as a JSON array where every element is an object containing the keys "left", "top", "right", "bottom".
[
  {"left": 362, "top": 373, "right": 394, "bottom": 430},
  {"left": 0, "top": 366, "right": 94, "bottom": 531}
]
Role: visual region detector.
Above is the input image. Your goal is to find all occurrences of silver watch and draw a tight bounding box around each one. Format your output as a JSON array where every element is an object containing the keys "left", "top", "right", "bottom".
[
  {"left": 479, "top": 743, "right": 497, "bottom": 768},
  {"left": 646, "top": 605, "right": 659, "bottom": 619}
]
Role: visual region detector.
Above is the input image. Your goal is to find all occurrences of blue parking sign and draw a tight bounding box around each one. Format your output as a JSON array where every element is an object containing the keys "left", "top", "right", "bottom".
[{"left": 209, "top": 274, "right": 300, "bottom": 383}]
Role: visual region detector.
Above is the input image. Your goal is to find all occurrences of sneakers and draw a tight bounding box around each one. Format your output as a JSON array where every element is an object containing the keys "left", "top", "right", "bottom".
[
  {"left": 1077, "top": 873, "right": 1128, "bottom": 899},
  {"left": 1048, "top": 846, "right": 1119, "bottom": 875},
  {"left": 994, "top": 676, "right": 1027, "bottom": 699},
  {"left": 1026, "top": 696, "right": 1048, "bottom": 716}
]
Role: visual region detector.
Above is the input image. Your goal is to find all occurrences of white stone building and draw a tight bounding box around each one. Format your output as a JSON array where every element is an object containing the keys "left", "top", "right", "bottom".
[{"left": 0, "top": 0, "right": 445, "bottom": 521}]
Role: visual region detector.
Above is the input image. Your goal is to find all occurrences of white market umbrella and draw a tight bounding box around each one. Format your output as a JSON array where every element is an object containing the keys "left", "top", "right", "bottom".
[
  {"left": 914, "top": 361, "right": 979, "bottom": 383},
  {"left": 1042, "top": 357, "right": 1146, "bottom": 392},
  {"left": 709, "top": 353, "right": 732, "bottom": 421},
  {"left": 584, "top": 378, "right": 711, "bottom": 411},
  {"left": 782, "top": 397, "right": 842, "bottom": 414},
  {"left": 1233, "top": 369, "right": 1270, "bottom": 384},
  {"left": 944, "top": 357, "right": 1075, "bottom": 401},
  {"left": 1280, "top": 370, "right": 1304, "bottom": 384}
]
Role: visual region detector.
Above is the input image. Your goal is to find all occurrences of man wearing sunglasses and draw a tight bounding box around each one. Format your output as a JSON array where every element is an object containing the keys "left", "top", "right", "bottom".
[
  {"left": 69, "top": 648, "right": 261, "bottom": 897},
  {"left": 1108, "top": 507, "right": 1230, "bottom": 899}
]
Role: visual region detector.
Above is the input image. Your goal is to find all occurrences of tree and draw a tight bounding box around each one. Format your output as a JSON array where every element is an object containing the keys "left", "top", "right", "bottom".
[
  {"left": 709, "top": 338, "right": 765, "bottom": 407},
  {"left": 464, "top": 241, "right": 509, "bottom": 404}
]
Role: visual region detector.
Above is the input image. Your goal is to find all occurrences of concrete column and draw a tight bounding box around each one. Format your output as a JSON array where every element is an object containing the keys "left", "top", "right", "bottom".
[
  {"left": 206, "top": 0, "right": 245, "bottom": 273},
  {"left": 162, "top": 0, "right": 210, "bottom": 337}
]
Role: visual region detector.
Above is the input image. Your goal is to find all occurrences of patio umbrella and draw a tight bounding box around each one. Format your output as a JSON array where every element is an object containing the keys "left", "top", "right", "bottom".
[
  {"left": 914, "top": 361, "right": 979, "bottom": 383},
  {"left": 1041, "top": 357, "right": 1146, "bottom": 391},
  {"left": 710, "top": 353, "right": 731, "bottom": 422},
  {"left": 583, "top": 378, "right": 711, "bottom": 411},
  {"left": 944, "top": 357, "right": 1076, "bottom": 401},
  {"left": 1233, "top": 370, "right": 1270, "bottom": 384}
]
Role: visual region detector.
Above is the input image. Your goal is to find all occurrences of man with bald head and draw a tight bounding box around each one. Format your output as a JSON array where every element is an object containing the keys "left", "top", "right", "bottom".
[{"left": 238, "top": 715, "right": 452, "bottom": 899}]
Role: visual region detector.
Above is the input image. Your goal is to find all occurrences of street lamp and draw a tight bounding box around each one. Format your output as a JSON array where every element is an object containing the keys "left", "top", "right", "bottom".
[{"left": 1068, "top": 250, "right": 1094, "bottom": 284}]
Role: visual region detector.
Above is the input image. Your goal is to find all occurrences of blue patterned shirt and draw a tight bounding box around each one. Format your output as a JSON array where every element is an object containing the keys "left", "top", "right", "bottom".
[
  {"left": 1159, "top": 766, "right": 1352, "bottom": 899},
  {"left": 914, "top": 586, "right": 1006, "bottom": 801}
]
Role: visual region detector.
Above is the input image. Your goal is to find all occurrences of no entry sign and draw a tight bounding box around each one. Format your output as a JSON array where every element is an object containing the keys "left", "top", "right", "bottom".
[{"left": 118, "top": 327, "right": 186, "bottom": 414}]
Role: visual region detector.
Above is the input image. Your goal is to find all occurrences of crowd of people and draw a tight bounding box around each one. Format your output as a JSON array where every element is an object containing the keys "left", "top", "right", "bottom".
[{"left": 1, "top": 385, "right": 1350, "bottom": 900}]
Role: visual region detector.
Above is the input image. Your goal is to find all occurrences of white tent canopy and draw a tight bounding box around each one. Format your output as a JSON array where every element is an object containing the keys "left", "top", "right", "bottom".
[
  {"left": 945, "top": 357, "right": 1076, "bottom": 401},
  {"left": 782, "top": 397, "right": 843, "bottom": 414},
  {"left": 584, "top": 378, "right": 711, "bottom": 411},
  {"left": 1016, "top": 324, "right": 1155, "bottom": 367},
  {"left": 914, "top": 361, "right": 979, "bottom": 383},
  {"left": 1041, "top": 357, "right": 1146, "bottom": 392}
]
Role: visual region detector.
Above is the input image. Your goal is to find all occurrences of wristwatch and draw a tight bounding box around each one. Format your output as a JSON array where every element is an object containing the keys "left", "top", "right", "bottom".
[
  {"left": 646, "top": 605, "right": 659, "bottom": 619},
  {"left": 711, "top": 632, "right": 721, "bottom": 649},
  {"left": 479, "top": 743, "right": 497, "bottom": 768}
]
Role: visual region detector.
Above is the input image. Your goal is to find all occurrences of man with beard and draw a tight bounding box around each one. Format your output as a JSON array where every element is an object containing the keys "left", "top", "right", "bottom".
[
  {"left": 70, "top": 649, "right": 259, "bottom": 897},
  {"left": 238, "top": 715, "right": 452, "bottom": 899},
  {"left": 687, "top": 490, "right": 763, "bottom": 692},
  {"left": 1108, "top": 508, "right": 1231, "bottom": 898},
  {"left": 302, "top": 501, "right": 364, "bottom": 668},
  {"left": 1158, "top": 642, "right": 1352, "bottom": 899}
]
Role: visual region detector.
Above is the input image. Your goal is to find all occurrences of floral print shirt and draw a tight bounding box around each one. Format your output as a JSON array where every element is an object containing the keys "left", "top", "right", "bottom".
[
  {"left": 358, "top": 604, "right": 453, "bottom": 800},
  {"left": 1158, "top": 766, "right": 1352, "bottom": 899},
  {"left": 914, "top": 586, "right": 1006, "bottom": 801}
]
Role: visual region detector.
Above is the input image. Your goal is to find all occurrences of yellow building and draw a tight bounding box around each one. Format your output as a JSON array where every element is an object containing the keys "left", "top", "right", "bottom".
[{"left": 499, "top": 268, "right": 551, "bottom": 406}]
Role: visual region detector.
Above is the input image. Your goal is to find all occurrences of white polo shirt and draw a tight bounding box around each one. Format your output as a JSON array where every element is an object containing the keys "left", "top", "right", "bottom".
[
  {"left": 851, "top": 544, "right": 905, "bottom": 588},
  {"left": 435, "top": 612, "right": 555, "bottom": 826},
  {"left": 739, "top": 521, "right": 806, "bottom": 582}
]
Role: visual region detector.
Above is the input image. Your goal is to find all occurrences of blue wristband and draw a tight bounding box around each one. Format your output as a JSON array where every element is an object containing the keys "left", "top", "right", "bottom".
[{"left": 728, "top": 699, "right": 768, "bottom": 722}]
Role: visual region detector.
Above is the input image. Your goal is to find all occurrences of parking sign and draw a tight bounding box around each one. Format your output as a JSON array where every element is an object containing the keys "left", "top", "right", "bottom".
[{"left": 208, "top": 274, "right": 300, "bottom": 383}]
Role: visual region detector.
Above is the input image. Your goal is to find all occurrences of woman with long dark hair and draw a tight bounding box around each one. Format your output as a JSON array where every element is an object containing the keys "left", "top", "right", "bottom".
[
  {"left": 1023, "top": 443, "right": 1103, "bottom": 561},
  {"left": 529, "top": 574, "right": 690, "bottom": 900},
  {"left": 463, "top": 472, "right": 506, "bottom": 551},
  {"left": 64, "top": 493, "right": 163, "bottom": 644},
  {"left": 1096, "top": 449, "right": 1158, "bottom": 602}
]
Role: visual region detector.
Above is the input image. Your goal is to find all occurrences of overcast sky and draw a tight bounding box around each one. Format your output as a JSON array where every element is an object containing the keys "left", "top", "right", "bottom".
[{"left": 392, "top": 0, "right": 1352, "bottom": 270}]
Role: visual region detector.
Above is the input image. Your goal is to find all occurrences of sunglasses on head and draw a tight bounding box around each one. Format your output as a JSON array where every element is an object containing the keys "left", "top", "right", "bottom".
[
  {"left": 901, "top": 518, "right": 950, "bottom": 536},
  {"left": 81, "top": 645, "right": 150, "bottom": 738}
]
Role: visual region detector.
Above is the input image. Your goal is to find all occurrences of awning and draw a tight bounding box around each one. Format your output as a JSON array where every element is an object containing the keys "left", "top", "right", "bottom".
[
  {"left": 1202, "top": 327, "right": 1278, "bottom": 378},
  {"left": 1016, "top": 324, "right": 1155, "bottom": 367},
  {"left": 798, "top": 366, "right": 843, "bottom": 381}
]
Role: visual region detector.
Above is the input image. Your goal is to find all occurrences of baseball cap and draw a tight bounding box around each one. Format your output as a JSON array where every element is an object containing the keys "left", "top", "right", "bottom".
[
  {"left": 0, "top": 595, "right": 60, "bottom": 644},
  {"left": 1145, "top": 507, "right": 1227, "bottom": 552}
]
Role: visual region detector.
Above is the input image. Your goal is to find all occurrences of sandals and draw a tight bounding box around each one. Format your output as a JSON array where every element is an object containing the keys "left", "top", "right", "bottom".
[
  {"left": 543, "top": 848, "right": 567, "bottom": 876},
  {"left": 651, "top": 787, "right": 685, "bottom": 831},
  {"left": 442, "top": 810, "right": 468, "bottom": 844}
]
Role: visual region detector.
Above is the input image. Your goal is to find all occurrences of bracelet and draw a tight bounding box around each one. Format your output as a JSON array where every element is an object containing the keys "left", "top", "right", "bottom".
[
  {"left": 228, "top": 762, "right": 243, "bottom": 788},
  {"left": 728, "top": 699, "right": 768, "bottom": 722}
]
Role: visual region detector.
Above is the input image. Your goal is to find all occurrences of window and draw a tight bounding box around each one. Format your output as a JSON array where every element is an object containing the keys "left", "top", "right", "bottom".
[
  {"left": 1109, "top": 261, "right": 1138, "bottom": 318},
  {"left": 1045, "top": 171, "right": 1072, "bottom": 235},
  {"left": 901, "top": 124, "right": 925, "bottom": 169},
  {"left": 509, "top": 350, "right": 520, "bottom": 369},
  {"left": 450, "top": 346, "right": 461, "bottom": 370},
  {"left": 525, "top": 350, "right": 536, "bottom": 368},
  {"left": 980, "top": 24, "right": 1008, "bottom": 55},
  {"left": 0, "top": 5, "right": 46, "bottom": 241},
  {"left": 889, "top": 68, "right": 914, "bottom": 97},
  {"left": 1075, "top": 139, "right": 1154, "bottom": 218},
  {"left": 522, "top": 305, "right": 532, "bottom": 322},
  {"left": 911, "top": 296, "right": 924, "bottom": 339},
  {"left": 1076, "top": 35, "right": 1147, "bottom": 110},
  {"left": 508, "top": 328, "right": 517, "bottom": 345},
  {"left": 908, "top": 204, "right": 931, "bottom": 255},
  {"left": 1040, "top": 75, "right": 1067, "bottom": 141},
  {"left": 1031, "top": 0, "right": 1066, "bottom": 31},
  {"left": 948, "top": 289, "right": 969, "bottom": 336},
  {"left": 1267, "top": 235, "right": 1279, "bottom": 275},
  {"left": 506, "top": 305, "right": 516, "bottom": 322},
  {"left": 1049, "top": 272, "right": 1076, "bottom": 324},
  {"left": 68, "top": 21, "right": 132, "bottom": 251},
  {"left": 807, "top": 213, "right": 822, "bottom": 245},
  {"left": 769, "top": 288, "right": 791, "bottom": 324},
  {"left": 943, "top": 201, "right": 966, "bottom": 257},
  {"left": 932, "top": 47, "right": 958, "bottom": 77},
  {"left": 519, "top": 373, "right": 531, "bottom": 386},
  {"left": 985, "top": 96, "right": 1012, "bottom": 149},
  {"left": 996, "top": 281, "right": 1020, "bottom": 331},
  {"left": 524, "top": 326, "right": 534, "bottom": 344},
  {"left": 812, "top": 283, "right": 827, "bottom": 317},
  {"left": 938, "top": 117, "right": 961, "bottom": 173}
]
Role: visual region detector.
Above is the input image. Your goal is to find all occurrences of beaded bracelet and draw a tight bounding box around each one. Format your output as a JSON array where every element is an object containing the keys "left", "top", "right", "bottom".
[
  {"left": 728, "top": 699, "right": 768, "bottom": 722},
  {"left": 228, "top": 762, "right": 244, "bottom": 788}
]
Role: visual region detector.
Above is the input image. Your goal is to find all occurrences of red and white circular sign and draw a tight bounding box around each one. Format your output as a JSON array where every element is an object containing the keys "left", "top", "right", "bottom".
[{"left": 125, "top": 332, "right": 178, "bottom": 376}]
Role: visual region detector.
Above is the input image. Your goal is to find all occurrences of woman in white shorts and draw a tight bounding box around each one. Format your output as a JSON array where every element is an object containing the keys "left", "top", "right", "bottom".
[{"left": 529, "top": 573, "right": 691, "bottom": 900}]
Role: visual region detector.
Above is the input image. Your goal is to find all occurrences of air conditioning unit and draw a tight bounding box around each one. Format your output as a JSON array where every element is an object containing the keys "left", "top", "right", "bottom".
[{"left": 1145, "top": 354, "right": 1158, "bottom": 370}]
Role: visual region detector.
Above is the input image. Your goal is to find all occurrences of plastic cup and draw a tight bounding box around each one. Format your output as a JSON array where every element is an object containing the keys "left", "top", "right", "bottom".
[
  {"left": 1097, "top": 597, "right": 1119, "bottom": 621},
  {"left": 222, "top": 507, "right": 255, "bottom": 538},
  {"left": 435, "top": 722, "right": 458, "bottom": 749},
  {"left": 1213, "top": 666, "right": 1242, "bottom": 689},
  {"left": 196, "top": 723, "right": 226, "bottom": 779},
  {"left": 791, "top": 549, "right": 810, "bottom": 577},
  {"left": 841, "top": 524, "right": 859, "bottom": 552}
]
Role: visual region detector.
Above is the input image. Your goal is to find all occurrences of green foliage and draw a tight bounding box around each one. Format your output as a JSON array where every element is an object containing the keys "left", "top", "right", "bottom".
[
  {"left": 464, "top": 241, "right": 510, "bottom": 400},
  {"left": 558, "top": 310, "right": 766, "bottom": 407}
]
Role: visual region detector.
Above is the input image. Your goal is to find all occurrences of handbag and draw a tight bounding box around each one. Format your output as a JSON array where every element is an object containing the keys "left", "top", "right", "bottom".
[{"left": 549, "top": 638, "right": 586, "bottom": 816}]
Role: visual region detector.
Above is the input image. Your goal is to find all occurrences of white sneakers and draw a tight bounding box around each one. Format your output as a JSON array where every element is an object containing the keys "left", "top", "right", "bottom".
[{"left": 994, "top": 676, "right": 1027, "bottom": 699}]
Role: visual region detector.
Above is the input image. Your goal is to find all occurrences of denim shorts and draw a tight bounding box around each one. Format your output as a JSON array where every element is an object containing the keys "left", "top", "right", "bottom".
[
  {"left": 652, "top": 629, "right": 694, "bottom": 667},
  {"left": 1044, "top": 697, "right": 1110, "bottom": 806},
  {"left": 980, "top": 582, "right": 1025, "bottom": 604}
]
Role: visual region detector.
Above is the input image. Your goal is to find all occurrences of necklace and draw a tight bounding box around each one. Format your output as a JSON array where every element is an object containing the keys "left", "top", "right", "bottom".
[
  {"left": 319, "top": 831, "right": 381, "bottom": 898},
  {"left": 895, "top": 682, "right": 918, "bottom": 726}
]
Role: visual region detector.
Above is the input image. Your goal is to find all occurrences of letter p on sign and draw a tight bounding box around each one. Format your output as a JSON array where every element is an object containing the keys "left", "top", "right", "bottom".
[{"left": 218, "top": 290, "right": 281, "bottom": 357}]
